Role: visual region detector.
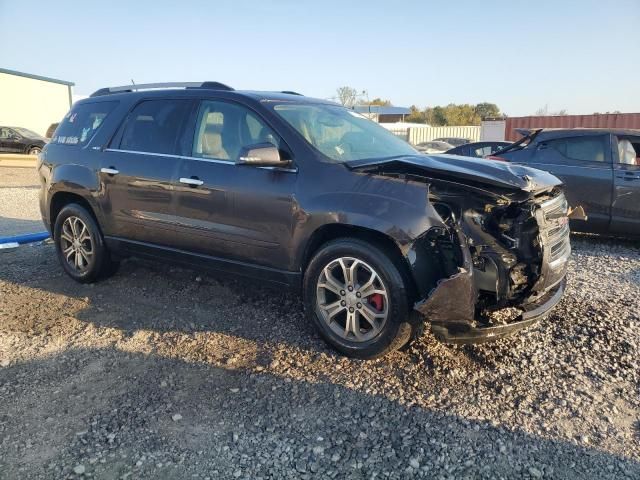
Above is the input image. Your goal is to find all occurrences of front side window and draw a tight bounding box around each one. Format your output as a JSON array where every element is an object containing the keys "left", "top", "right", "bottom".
[
  {"left": 542, "top": 136, "right": 606, "bottom": 162},
  {"left": 272, "top": 103, "right": 417, "bottom": 162},
  {"left": 52, "top": 101, "right": 118, "bottom": 147},
  {"left": 13, "top": 127, "right": 40, "bottom": 138},
  {"left": 615, "top": 136, "right": 640, "bottom": 166},
  {"left": 119, "top": 99, "right": 191, "bottom": 154},
  {"left": 192, "top": 100, "right": 280, "bottom": 161}
]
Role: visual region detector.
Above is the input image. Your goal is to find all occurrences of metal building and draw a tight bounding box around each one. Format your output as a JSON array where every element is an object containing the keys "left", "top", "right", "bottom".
[
  {"left": 353, "top": 105, "right": 411, "bottom": 123},
  {"left": 0, "top": 68, "right": 74, "bottom": 137}
]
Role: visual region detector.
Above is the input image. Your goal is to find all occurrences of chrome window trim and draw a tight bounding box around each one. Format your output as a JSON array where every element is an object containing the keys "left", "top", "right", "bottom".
[{"left": 104, "top": 148, "right": 298, "bottom": 173}]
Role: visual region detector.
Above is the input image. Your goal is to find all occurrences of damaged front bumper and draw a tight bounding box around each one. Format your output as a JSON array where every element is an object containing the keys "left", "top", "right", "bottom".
[
  {"left": 425, "top": 277, "right": 565, "bottom": 344},
  {"left": 413, "top": 213, "right": 569, "bottom": 344}
]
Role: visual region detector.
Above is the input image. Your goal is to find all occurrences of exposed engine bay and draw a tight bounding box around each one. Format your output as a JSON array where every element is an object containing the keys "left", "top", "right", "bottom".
[{"left": 350, "top": 159, "right": 571, "bottom": 343}]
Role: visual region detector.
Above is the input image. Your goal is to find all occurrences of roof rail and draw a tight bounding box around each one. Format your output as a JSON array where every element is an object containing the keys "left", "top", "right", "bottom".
[
  {"left": 281, "top": 90, "right": 303, "bottom": 96},
  {"left": 90, "top": 81, "right": 234, "bottom": 97}
]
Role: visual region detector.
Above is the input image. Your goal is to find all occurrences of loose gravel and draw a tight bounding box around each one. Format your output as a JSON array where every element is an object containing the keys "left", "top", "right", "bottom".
[
  {"left": 1, "top": 168, "right": 639, "bottom": 479},
  {"left": 0, "top": 167, "right": 44, "bottom": 236}
]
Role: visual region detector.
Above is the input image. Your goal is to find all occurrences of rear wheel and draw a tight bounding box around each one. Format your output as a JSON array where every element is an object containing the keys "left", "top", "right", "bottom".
[
  {"left": 304, "top": 238, "right": 413, "bottom": 359},
  {"left": 27, "top": 146, "right": 42, "bottom": 155},
  {"left": 54, "top": 203, "right": 118, "bottom": 283}
]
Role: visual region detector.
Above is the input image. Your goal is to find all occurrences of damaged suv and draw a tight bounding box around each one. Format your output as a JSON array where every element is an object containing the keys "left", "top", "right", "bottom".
[{"left": 39, "top": 82, "right": 570, "bottom": 359}]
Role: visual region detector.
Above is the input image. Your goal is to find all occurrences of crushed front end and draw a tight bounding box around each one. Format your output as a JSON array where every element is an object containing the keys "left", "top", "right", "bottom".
[
  {"left": 415, "top": 184, "right": 571, "bottom": 343},
  {"left": 347, "top": 154, "right": 571, "bottom": 344}
]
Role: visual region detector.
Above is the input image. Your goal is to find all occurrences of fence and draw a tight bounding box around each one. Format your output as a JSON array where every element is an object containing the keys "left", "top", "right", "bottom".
[
  {"left": 408, "top": 126, "right": 481, "bottom": 145},
  {"left": 381, "top": 125, "right": 481, "bottom": 145}
]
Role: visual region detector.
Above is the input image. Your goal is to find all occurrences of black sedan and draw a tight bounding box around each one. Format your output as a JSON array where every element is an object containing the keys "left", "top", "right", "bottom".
[
  {"left": 495, "top": 128, "right": 640, "bottom": 237},
  {"left": 0, "top": 126, "right": 47, "bottom": 155},
  {"left": 446, "top": 141, "right": 512, "bottom": 158}
]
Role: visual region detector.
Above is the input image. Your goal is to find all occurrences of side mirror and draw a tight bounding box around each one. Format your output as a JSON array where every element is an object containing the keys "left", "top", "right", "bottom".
[{"left": 237, "top": 143, "right": 290, "bottom": 167}]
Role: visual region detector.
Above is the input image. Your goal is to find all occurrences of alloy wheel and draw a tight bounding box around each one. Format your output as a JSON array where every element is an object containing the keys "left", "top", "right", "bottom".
[
  {"left": 316, "top": 257, "right": 389, "bottom": 342},
  {"left": 60, "top": 216, "right": 94, "bottom": 273}
]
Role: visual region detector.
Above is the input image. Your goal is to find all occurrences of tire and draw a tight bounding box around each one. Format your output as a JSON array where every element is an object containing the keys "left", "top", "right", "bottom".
[
  {"left": 303, "top": 238, "right": 413, "bottom": 359},
  {"left": 53, "top": 203, "right": 118, "bottom": 283},
  {"left": 28, "top": 146, "right": 42, "bottom": 155}
]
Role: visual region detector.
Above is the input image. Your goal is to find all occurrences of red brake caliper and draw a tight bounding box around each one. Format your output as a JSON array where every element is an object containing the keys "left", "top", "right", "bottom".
[{"left": 368, "top": 293, "right": 384, "bottom": 311}]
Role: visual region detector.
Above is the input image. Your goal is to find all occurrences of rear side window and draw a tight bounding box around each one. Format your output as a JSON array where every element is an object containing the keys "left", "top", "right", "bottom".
[
  {"left": 542, "top": 136, "right": 606, "bottom": 162},
  {"left": 119, "top": 99, "right": 191, "bottom": 154},
  {"left": 52, "top": 101, "right": 118, "bottom": 146}
]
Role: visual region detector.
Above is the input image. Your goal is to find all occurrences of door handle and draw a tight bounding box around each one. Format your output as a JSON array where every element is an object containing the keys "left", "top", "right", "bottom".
[
  {"left": 616, "top": 172, "right": 640, "bottom": 180},
  {"left": 179, "top": 177, "right": 204, "bottom": 187},
  {"left": 100, "top": 167, "right": 119, "bottom": 175}
]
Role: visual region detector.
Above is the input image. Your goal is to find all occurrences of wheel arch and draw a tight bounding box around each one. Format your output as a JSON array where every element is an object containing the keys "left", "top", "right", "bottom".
[
  {"left": 300, "top": 223, "right": 419, "bottom": 301},
  {"left": 25, "top": 144, "right": 43, "bottom": 154},
  {"left": 49, "top": 191, "right": 100, "bottom": 233}
]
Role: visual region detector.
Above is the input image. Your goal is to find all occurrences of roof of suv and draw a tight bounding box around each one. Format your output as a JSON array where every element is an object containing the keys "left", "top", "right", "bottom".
[{"left": 86, "top": 82, "right": 335, "bottom": 106}]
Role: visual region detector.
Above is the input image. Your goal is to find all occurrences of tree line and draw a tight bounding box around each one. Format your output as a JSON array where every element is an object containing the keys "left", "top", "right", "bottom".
[
  {"left": 334, "top": 87, "right": 579, "bottom": 126},
  {"left": 405, "top": 103, "right": 501, "bottom": 126}
]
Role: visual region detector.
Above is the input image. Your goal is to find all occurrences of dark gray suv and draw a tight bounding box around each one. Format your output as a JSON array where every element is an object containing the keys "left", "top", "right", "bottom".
[{"left": 38, "top": 82, "right": 570, "bottom": 358}]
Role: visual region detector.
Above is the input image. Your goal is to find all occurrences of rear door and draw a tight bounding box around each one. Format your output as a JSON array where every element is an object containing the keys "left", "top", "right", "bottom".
[
  {"left": 611, "top": 135, "right": 640, "bottom": 236},
  {"left": 172, "top": 98, "right": 297, "bottom": 270},
  {"left": 100, "top": 98, "right": 193, "bottom": 245},
  {"left": 526, "top": 134, "right": 613, "bottom": 233}
]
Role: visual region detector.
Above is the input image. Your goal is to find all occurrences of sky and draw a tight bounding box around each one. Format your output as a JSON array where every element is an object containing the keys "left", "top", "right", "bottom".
[{"left": 1, "top": 0, "right": 639, "bottom": 116}]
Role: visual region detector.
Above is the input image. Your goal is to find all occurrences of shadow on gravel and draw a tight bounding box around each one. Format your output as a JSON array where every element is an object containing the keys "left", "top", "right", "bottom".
[
  {"left": 1, "top": 347, "right": 639, "bottom": 479},
  {"left": 2, "top": 240, "right": 640, "bottom": 477}
]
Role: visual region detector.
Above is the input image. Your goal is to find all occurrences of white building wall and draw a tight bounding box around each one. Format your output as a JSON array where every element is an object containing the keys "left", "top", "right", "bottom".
[
  {"left": 0, "top": 71, "right": 72, "bottom": 136},
  {"left": 480, "top": 120, "right": 506, "bottom": 141}
]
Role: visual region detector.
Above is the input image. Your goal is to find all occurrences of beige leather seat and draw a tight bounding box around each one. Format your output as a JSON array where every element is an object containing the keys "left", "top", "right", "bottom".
[
  {"left": 618, "top": 139, "right": 637, "bottom": 165},
  {"left": 201, "top": 124, "right": 229, "bottom": 160}
]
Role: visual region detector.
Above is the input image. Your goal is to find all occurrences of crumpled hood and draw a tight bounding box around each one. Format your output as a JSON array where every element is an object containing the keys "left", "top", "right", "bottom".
[{"left": 347, "top": 153, "right": 562, "bottom": 193}]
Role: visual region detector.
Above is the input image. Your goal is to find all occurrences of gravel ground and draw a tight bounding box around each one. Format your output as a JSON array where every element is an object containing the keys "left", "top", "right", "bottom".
[
  {"left": 0, "top": 167, "right": 44, "bottom": 236},
  {"left": 1, "top": 168, "right": 639, "bottom": 479}
]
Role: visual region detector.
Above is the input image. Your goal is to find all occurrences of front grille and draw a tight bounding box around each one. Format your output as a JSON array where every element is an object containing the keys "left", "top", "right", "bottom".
[{"left": 535, "top": 193, "right": 571, "bottom": 289}]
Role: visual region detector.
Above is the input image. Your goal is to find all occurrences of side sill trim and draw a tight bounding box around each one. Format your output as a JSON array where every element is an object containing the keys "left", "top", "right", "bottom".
[{"left": 104, "top": 236, "right": 301, "bottom": 288}]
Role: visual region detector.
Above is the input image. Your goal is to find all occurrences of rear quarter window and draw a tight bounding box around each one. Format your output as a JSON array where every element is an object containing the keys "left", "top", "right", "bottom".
[
  {"left": 118, "top": 99, "right": 192, "bottom": 155},
  {"left": 52, "top": 101, "right": 118, "bottom": 147}
]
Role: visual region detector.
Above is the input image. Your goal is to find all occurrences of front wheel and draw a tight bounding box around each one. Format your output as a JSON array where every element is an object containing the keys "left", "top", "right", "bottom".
[
  {"left": 303, "top": 238, "right": 414, "bottom": 359},
  {"left": 53, "top": 203, "right": 118, "bottom": 283}
]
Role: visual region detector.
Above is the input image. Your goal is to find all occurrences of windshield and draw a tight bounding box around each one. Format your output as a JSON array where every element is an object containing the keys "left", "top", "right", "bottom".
[
  {"left": 273, "top": 104, "right": 417, "bottom": 162},
  {"left": 13, "top": 127, "right": 41, "bottom": 138}
]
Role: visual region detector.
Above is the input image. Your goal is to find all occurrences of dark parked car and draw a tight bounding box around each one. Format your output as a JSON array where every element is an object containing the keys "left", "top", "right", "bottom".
[
  {"left": 433, "top": 137, "right": 471, "bottom": 147},
  {"left": 446, "top": 141, "right": 512, "bottom": 158},
  {"left": 38, "top": 82, "right": 570, "bottom": 358},
  {"left": 0, "top": 126, "right": 47, "bottom": 155},
  {"left": 495, "top": 129, "right": 640, "bottom": 237},
  {"left": 414, "top": 140, "right": 453, "bottom": 154}
]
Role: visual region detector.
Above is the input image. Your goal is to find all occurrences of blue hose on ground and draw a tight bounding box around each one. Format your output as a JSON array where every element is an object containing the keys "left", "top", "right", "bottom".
[{"left": 0, "top": 231, "right": 50, "bottom": 246}]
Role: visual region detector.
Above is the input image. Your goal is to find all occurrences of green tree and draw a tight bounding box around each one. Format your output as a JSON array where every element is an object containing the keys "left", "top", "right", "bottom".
[
  {"left": 361, "top": 97, "right": 392, "bottom": 106},
  {"left": 474, "top": 102, "right": 501, "bottom": 120},
  {"left": 406, "top": 105, "right": 427, "bottom": 123}
]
